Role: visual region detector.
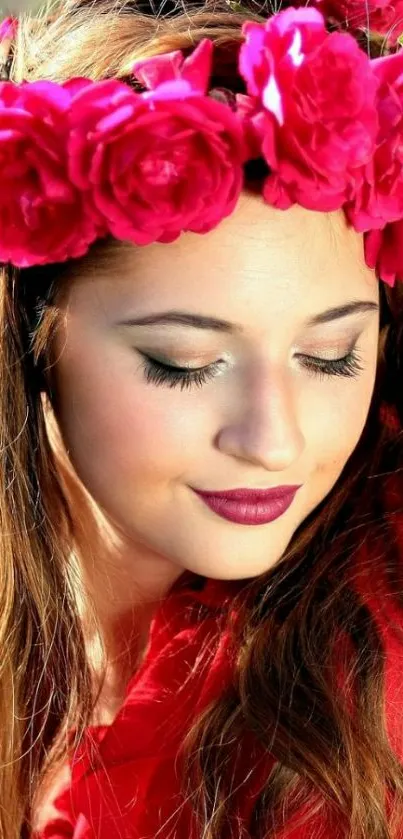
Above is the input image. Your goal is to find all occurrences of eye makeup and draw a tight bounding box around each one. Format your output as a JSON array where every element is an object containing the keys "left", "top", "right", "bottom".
[
  {"left": 137, "top": 342, "right": 364, "bottom": 391},
  {"left": 139, "top": 354, "right": 224, "bottom": 391}
]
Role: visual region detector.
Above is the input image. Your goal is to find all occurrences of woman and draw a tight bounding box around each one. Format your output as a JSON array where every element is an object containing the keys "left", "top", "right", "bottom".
[{"left": 0, "top": 0, "right": 402, "bottom": 836}]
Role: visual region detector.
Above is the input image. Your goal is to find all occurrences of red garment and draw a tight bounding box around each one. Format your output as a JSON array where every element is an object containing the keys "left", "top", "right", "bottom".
[{"left": 37, "top": 522, "right": 403, "bottom": 839}]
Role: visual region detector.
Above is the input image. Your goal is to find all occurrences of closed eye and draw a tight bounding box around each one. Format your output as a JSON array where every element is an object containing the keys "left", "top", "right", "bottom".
[
  {"left": 296, "top": 348, "right": 364, "bottom": 379},
  {"left": 139, "top": 353, "right": 224, "bottom": 390}
]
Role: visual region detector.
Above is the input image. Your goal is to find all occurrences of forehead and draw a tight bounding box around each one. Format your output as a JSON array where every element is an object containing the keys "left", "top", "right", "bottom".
[{"left": 68, "top": 193, "right": 379, "bottom": 327}]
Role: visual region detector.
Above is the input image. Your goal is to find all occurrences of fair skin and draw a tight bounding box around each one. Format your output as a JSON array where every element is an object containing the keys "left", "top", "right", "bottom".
[{"left": 46, "top": 193, "right": 380, "bottom": 720}]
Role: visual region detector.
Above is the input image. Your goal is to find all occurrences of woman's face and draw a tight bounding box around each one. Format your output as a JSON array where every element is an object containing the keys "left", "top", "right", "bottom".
[{"left": 50, "top": 194, "right": 379, "bottom": 583}]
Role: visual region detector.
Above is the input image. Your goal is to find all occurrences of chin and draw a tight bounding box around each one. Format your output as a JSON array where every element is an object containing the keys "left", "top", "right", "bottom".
[{"left": 181, "top": 552, "right": 285, "bottom": 582}]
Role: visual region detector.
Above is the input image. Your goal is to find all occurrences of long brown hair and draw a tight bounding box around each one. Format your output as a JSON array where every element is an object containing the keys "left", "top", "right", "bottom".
[{"left": 1, "top": 2, "right": 403, "bottom": 837}]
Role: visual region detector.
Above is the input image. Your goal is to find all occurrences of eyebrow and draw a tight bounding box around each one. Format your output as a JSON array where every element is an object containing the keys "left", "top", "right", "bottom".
[
  {"left": 307, "top": 300, "right": 379, "bottom": 326},
  {"left": 115, "top": 300, "right": 379, "bottom": 333}
]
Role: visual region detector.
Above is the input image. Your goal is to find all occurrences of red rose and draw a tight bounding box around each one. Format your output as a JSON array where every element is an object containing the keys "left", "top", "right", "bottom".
[
  {"left": 67, "top": 57, "right": 247, "bottom": 245},
  {"left": 316, "top": 0, "right": 403, "bottom": 46},
  {"left": 348, "top": 51, "right": 403, "bottom": 231},
  {"left": 238, "top": 7, "right": 379, "bottom": 212},
  {"left": 365, "top": 222, "right": 403, "bottom": 286},
  {"left": 0, "top": 80, "right": 101, "bottom": 268}
]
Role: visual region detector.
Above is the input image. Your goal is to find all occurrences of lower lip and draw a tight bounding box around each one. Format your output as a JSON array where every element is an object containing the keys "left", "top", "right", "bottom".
[{"left": 192, "top": 488, "right": 300, "bottom": 525}]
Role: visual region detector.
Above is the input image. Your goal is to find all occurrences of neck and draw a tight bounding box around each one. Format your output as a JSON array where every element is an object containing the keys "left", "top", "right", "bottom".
[{"left": 72, "top": 517, "right": 183, "bottom": 723}]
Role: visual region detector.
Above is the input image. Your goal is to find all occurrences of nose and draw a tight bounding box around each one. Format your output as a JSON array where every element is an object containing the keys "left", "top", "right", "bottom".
[{"left": 215, "top": 363, "right": 305, "bottom": 472}]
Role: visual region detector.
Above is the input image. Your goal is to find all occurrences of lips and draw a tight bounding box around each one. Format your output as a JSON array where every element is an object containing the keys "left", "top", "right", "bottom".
[{"left": 192, "top": 485, "right": 302, "bottom": 526}]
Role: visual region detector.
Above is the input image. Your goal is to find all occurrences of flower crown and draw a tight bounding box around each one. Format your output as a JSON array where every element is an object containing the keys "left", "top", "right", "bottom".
[{"left": 1, "top": 7, "right": 403, "bottom": 285}]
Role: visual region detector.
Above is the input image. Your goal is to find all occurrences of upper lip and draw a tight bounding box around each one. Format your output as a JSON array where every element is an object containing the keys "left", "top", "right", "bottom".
[{"left": 193, "top": 485, "right": 302, "bottom": 501}]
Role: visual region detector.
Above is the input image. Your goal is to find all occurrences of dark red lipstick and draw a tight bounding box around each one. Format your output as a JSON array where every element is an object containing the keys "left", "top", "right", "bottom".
[{"left": 192, "top": 485, "right": 302, "bottom": 525}]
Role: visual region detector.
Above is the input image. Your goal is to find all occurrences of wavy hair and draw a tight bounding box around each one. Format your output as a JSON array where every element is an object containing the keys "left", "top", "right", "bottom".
[{"left": 0, "top": 1, "right": 402, "bottom": 837}]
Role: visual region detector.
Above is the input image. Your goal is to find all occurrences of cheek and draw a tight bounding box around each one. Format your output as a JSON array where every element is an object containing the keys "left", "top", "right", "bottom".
[
  {"left": 304, "top": 368, "right": 377, "bottom": 485},
  {"left": 53, "top": 347, "right": 205, "bottom": 494}
]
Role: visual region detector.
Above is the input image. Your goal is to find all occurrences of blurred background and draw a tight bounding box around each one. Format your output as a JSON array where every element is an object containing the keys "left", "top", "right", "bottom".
[{"left": 1, "top": 0, "right": 47, "bottom": 12}]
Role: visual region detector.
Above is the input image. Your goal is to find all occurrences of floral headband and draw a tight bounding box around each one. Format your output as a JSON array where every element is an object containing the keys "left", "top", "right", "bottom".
[{"left": 0, "top": 7, "right": 403, "bottom": 285}]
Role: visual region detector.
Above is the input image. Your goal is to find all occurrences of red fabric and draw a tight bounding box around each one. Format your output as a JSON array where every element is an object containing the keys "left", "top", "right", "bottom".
[{"left": 36, "top": 507, "right": 403, "bottom": 839}]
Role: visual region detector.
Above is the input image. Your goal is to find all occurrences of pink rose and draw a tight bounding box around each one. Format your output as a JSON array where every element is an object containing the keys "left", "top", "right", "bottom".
[
  {"left": 132, "top": 37, "right": 213, "bottom": 96},
  {"left": 68, "top": 43, "right": 246, "bottom": 245},
  {"left": 365, "top": 222, "right": 403, "bottom": 286},
  {"left": 237, "top": 7, "right": 379, "bottom": 212},
  {"left": 315, "top": 0, "right": 403, "bottom": 46},
  {"left": 0, "top": 80, "right": 102, "bottom": 268},
  {"left": 0, "top": 16, "right": 17, "bottom": 43},
  {"left": 347, "top": 51, "right": 403, "bottom": 231}
]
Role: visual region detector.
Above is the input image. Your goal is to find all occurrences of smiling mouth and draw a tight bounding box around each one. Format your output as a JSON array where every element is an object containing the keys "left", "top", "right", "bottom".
[{"left": 191, "top": 486, "right": 302, "bottom": 525}]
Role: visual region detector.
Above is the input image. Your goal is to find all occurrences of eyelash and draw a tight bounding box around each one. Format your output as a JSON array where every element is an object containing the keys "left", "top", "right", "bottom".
[
  {"left": 140, "top": 348, "right": 363, "bottom": 391},
  {"left": 140, "top": 356, "right": 223, "bottom": 391},
  {"left": 296, "top": 347, "right": 364, "bottom": 381}
]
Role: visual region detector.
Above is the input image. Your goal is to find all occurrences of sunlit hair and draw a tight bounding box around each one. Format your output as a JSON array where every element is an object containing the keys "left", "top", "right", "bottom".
[{"left": 1, "top": 1, "right": 403, "bottom": 836}]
